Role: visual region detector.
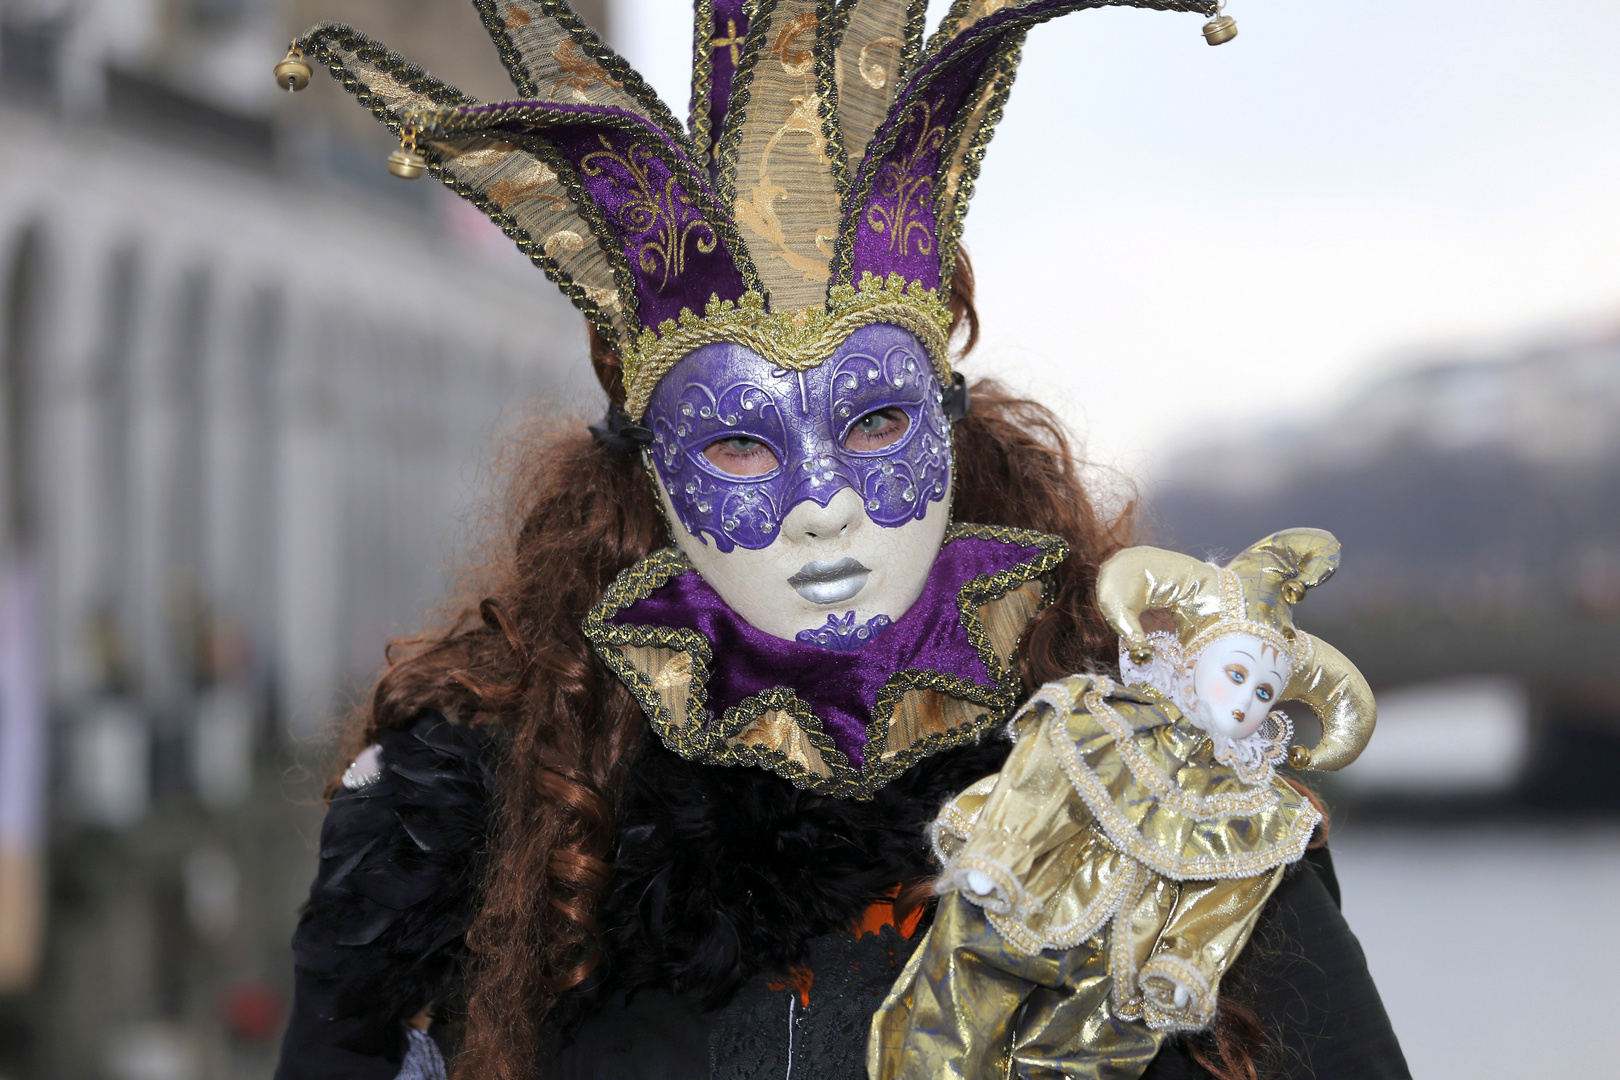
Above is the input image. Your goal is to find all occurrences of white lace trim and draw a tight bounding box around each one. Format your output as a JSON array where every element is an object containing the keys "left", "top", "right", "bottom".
[
  {"left": 1139, "top": 953, "right": 1216, "bottom": 1032},
  {"left": 1208, "top": 710, "right": 1292, "bottom": 787}
]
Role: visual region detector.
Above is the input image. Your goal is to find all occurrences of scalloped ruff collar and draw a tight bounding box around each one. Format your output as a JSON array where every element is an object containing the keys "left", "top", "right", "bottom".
[
  {"left": 1033, "top": 675, "right": 1320, "bottom": 880},
  {"left": 583, "top": 523, "right": 1067, "bottom": 799}
]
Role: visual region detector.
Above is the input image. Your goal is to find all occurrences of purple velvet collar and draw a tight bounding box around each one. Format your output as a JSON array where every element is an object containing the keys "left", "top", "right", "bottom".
[{"left": 582, "top": 523, "right": 1068, "bottom": 798}]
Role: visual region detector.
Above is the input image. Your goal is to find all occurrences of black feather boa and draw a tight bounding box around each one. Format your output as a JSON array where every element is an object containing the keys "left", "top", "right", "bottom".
[
  {"left": 592, "top": 728, "right": 1013, "bottom": 1009},
  {"left": 279, "top": 712, "right": 492, "bottom": 1073},
  {"left": 279, "top": 711, "right": 1011, "bottom": 1076}
]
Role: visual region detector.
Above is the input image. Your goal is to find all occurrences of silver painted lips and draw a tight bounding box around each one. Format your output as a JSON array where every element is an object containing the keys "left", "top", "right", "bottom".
[{"left": 787, "top": 558, "right": 871, "bottom": 604}]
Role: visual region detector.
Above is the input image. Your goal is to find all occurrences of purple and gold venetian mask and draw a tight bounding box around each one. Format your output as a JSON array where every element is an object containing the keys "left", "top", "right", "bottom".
[
  {"left": 646, "top": 323, "right": 951, "bottom": 553},
  {"left": 296, "top": 0, "right": 1212, "bottom": 432},
  {"left": 644, "top": 322, "right": 955, "bottom": 644}
]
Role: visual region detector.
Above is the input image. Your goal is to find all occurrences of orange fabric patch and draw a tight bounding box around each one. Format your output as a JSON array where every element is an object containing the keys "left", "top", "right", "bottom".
[
  {"left": 764, "top": 965, "right": 814, "bottom": 1008},
  {"left": 764, "top": 887, "right": 926, "bottom": 1008},
  {"left": 853, "top": 887, "right": 925, "bottom": 941}
]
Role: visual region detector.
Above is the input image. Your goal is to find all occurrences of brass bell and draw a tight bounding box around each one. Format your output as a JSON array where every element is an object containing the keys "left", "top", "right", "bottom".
[
  {"left": 1128, "top": 643, "right": 1154, "bottom": 666},
  {"left": 388, "top": 126, "right": 426, "bottom": 180},
  {"left": 388, "top": 148, "right": 426, "bottom": 180},
  {"left": 274, "top": 47, "right": 311, "bottom": 92},
  {"left": 1288, "top": 744, "right": 1312, "bottom": 770},
  {"left": 1202, "top": 14, "right": 1237, "bottom": 46},
  {"left": 1281, "top": 579, "right": 1306, "bottom": 605}
]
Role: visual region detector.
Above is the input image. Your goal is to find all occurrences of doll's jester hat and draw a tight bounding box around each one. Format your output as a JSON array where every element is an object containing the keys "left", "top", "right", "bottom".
[
  {"left": 1096, "top": 529, "right": 1379, "bottom": 771},
  {"left": 286, "top": 0, "right": 1219, "bottom": 417}
]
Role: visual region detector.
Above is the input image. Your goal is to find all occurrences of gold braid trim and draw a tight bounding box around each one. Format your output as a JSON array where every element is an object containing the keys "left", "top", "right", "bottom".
[
  {"left": 1182, "top": 565, "right": 1311, "bottom": 669},
  {"left": 1043, "top": 676, "right": 1322, "bottom": 881},
  {"left": 581, "top": 522, "right": 1066, "bottom": 799},
  {"left": 621, "top": 271, "right": 953, "bottom": 420}
]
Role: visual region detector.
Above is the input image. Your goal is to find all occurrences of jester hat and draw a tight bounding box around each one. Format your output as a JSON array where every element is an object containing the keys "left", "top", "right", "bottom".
[
  {"left": 1096, "top": 528, "right": 1378, "bottom": 771},
  {"left": 284, "top": 0, "right": 1219, "bottom": 418}
]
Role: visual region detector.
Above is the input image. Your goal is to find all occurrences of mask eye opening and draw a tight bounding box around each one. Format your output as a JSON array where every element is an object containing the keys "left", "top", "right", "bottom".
[
  {"left": 838, "top": 404, "right": 919, "bottom": 456},
  {"left": 697, "top": 433, "right": 784, "bottom": 479}
]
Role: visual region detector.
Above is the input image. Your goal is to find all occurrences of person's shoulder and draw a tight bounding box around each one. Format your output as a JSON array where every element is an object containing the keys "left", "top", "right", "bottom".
[
  {"left": 281, "top": 711, "right": 501, "bottom": 1076},
  {"left": 298, "top": 709, "right": 497, "bottom": 974},
  {"left": 339, "top": 710, "right": 494, "bottom": 797},
  {"left": 1231, "top": 842, "right": 1413, "bottom": 1078}
]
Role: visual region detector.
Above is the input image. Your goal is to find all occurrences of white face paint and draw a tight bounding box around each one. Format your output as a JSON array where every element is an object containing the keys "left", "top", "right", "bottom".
[
  {"left": 654, "top": 474, "right": 952, "bottom": 642},
  {"left": 1188, "top": 633, "right": 1290, "bottom": 742}
]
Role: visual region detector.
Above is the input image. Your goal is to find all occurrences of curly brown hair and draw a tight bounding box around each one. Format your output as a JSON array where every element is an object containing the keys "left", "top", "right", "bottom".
[{"left": 341, "top": 252, "right": 1263, "bottom": 1080}]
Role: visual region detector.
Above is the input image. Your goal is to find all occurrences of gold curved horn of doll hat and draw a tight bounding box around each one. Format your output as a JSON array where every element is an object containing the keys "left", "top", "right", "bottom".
[
  {"left": 1220, "top": 527, "right": 1341, "bottom": 628},
  {"left": 1096, "top": 546, "right": 1224, "bottom": 665},
  {"left": 1284, "top": 635, "right": 1377, "bottom": 771}
]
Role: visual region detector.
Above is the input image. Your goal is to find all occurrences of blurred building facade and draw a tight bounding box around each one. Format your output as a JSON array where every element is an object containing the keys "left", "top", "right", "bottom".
[{"left": 0, "top": 1, "right": 603, "bottom": 1076}]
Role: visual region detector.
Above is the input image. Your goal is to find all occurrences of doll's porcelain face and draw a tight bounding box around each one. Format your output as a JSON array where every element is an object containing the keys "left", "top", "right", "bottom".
[
  {"left": 1189, "top": 634, "right": 1290, "bottom": 741},
  {"left": 645, "top": 323, "right": 953, "bottom": 642}
]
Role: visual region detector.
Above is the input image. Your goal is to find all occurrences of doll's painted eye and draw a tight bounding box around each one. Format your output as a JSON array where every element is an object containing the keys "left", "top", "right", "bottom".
[
  {"left": 1225, "top": 665, "right": 1247, "bottom": 685},
  {"left": 1256, "top": 685, "right": 1273, "bottom": 702},
  {"left": 703, "top": 436, "right": 780, "bottom": 476}
]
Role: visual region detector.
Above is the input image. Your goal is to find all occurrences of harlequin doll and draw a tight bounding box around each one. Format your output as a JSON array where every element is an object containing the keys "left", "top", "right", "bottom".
[
  {"left": 269, "top": 4, "right": 1408, "bottom": 1080},
  {"left": 869, "top": 529, "right": 1381, "bottom": 1077}
]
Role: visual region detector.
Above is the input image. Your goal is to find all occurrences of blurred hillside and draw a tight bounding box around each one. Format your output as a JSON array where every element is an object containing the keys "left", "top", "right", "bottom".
[{"left": 1150, "top": 330, "right": 1620, "bottom": 807}]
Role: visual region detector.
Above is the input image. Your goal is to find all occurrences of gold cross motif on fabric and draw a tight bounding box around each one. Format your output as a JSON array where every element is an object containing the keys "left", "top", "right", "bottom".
[{"left": 712, "top": 19, "right": 743, "bottom": 65}]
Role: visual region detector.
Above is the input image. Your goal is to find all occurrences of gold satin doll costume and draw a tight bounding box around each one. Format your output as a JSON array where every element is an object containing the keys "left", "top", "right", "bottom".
[{"left": 869, "top": 530, "right": 1378, "bottom": 1080}]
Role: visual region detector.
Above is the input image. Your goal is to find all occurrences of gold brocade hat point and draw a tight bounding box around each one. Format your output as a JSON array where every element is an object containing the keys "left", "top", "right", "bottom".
[{"left": 280, "top": 0, "right": 1219, "bottom": 416}]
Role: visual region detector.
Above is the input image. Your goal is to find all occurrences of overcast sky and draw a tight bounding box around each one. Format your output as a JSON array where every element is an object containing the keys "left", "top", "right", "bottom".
[{"left": 614, "top": 0, "right": 1620, "bottom": 476}]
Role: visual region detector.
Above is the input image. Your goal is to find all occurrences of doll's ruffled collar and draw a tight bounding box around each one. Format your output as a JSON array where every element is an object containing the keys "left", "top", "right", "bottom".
[
  {"left": 1119, "top": 632, "right": 1293, "bottom": 788},
  {"left": 582, "top": 523, "right": 1066, "bottom": 799},
  {"left": 1020, "top": 675, "right": 1320, "bottom": 881},
  {"left": 1129, "top": 683, "right": 1294, "bottom": 789}
]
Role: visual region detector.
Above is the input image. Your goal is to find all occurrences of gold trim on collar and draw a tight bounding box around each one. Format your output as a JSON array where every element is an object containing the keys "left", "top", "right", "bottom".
[
  {"left": 1041, "top": 675, "right": 1320, "bottom": 880},
  {"left": 581, "top": 522, "right": 1066, "bottom": 799}
]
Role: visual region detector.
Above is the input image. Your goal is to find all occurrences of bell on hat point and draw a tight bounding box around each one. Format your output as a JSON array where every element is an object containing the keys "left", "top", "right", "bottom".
[
  {"left": 274, "top": 48, "right": 311, "bottom": 92},
  {"left": 388, "top": 148, "right": 426, "bottom": 180},
  {"left": 1202, "top": 14, "right": 1237, "bottom": 45}
]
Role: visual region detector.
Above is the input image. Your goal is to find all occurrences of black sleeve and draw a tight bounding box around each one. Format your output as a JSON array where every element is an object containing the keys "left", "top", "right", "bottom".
[
  {"left": 1143, "top": 845, "right": 1412, "bottom": 1080},
  {"left": 274, "top": 712, "right": 494, "bottom": 1080}
]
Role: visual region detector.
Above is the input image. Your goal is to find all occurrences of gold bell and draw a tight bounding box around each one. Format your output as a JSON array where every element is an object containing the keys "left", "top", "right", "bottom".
[
  {"left": 388, "top": 126, "right": 426, "bottom": 180},
  {"left": 274, "top": 47, "right": 311, "bottom": 92},
  {"left": 1288, "top": 744, "right": 1312, "bottom": 770},
  {"left": 388, "top": 148, "right": 426, "bottom": 179},
  {"left": 1202, "top": 14, "right": 1238, "bottom": 46},
  {"left": 1281, "top": 579, "right": 1307, "bottom": 605}
]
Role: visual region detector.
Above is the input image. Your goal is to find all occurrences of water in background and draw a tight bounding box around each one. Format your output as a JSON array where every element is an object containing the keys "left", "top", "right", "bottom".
[{"left": 1334, "top": 822, "right": 1620, "bottom": 1078}]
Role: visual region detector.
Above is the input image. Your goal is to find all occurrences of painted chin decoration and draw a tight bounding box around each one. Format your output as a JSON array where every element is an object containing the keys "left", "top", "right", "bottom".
[{"left": 645, "top": 322, "right": 953, "bottom": 644}]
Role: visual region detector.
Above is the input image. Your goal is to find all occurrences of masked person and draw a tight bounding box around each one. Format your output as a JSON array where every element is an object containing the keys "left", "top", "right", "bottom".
[{"left": 269, "top": 4, "right": 1410, "bottom": 1079}]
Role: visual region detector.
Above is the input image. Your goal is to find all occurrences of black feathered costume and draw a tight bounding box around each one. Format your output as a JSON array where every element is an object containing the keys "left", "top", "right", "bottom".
[{"left": 277, "top": 710, "right": 1408, "bottom": 1079}]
